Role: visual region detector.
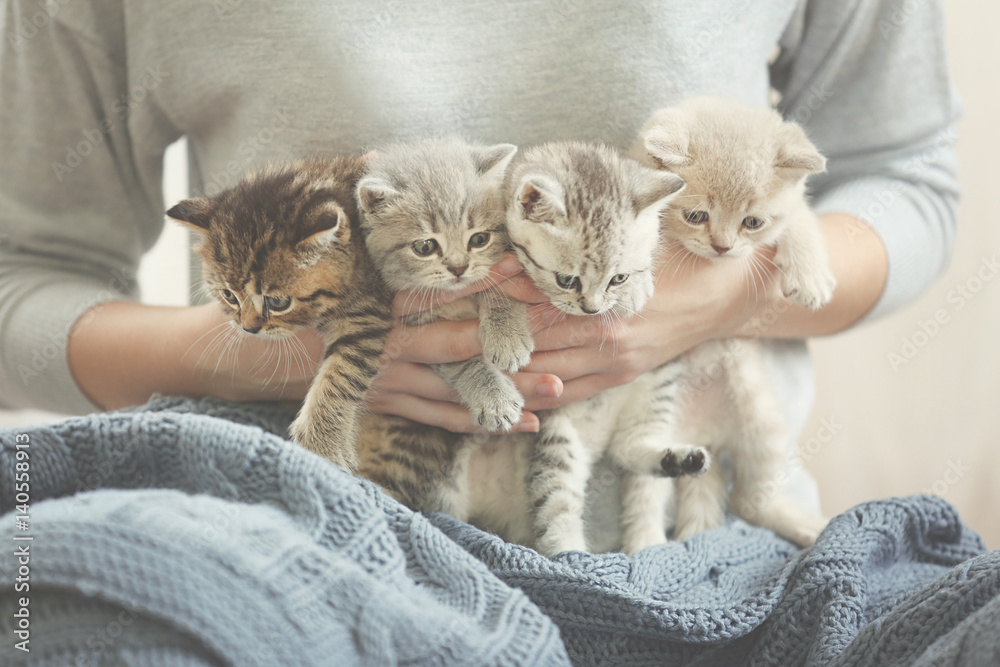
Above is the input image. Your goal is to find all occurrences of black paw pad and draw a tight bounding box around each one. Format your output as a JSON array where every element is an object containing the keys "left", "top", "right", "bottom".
[{"left": 661, "top": 450, "right": 707, "bottom": 477}]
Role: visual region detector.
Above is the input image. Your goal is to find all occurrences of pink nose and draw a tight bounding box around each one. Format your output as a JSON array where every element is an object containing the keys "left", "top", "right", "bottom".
[
  {"left": 448, "top": 265, "right": 468, "bottom": 277},
  {"left": 711, "top": 244, "right": 731, "bottom": 255}
]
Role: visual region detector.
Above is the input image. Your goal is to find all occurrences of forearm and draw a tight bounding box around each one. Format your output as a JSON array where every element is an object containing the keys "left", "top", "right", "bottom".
[
  {"left": 68, "top": 301, "right": 216, "bottom": 410},
  {"left": 741, "top": 213, "right": 888, "bottom": 339}
]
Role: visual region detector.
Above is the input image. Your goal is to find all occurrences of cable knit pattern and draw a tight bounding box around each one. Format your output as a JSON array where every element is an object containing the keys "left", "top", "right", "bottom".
[{"left": 1, "top": 396, "right": 997, "bottom": 666}]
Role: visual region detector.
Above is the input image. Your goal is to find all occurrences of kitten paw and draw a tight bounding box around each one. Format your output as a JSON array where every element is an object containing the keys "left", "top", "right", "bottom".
[
  {"left": 781, "top": 266, "right": 837, "bottom": 310},
  {"left": 289, "top": 418, "right": 360, "bottom": 471},
  {"left": 661, "top": 446, "right": 710, "bottom": 477},
  {"left": 779, "top": 514, "right": 828, "bottom": 548},
  {"left": 622, "top": 526, "right": 668, "bottom": 555},
  {"left": 483, "top": 329, "right": 534, "bottom": 373},
  {"left": 469, "top": 381, "right": 525, "bottom": 432},
  {"left": 673, "top": 511, "right": 725, "bottom": 542}
]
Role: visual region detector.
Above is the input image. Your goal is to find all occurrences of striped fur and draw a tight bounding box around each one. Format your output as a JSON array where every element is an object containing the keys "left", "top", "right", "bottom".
[
  {"left": 455, "top": 142, "right": 710, "bottom": 556},
  {"left": 168, "top": 156, "right": 393, "bottom": 470},
  {"left": 354, "top": 139, "right": 527, "bottom": 513}
]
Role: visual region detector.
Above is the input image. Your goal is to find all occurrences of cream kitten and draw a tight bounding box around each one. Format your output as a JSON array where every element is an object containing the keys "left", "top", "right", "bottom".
[{"left": 633, "top": 96, "right": 831, "bottom": 546}]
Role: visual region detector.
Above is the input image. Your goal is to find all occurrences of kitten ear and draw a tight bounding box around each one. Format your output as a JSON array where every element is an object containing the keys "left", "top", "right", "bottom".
[
  {"left": 516, "top": 174, "right": 566, "bottom": 223},
  {"left": 299, "top": 202, "right": 347, "bottom": 248},
  {"left": 643, "top": 114, "right": 691, "bottom": 170},
  {"left": 472, "top": 143, "right": 518, "bottom": 181},
  {"left": 166, "top": 197, "right": 212, "bottom": 233},
  {"left": 633, "top": 166, "right": 686, "bottom": 213},
  {"left": 775, "top": 124, "right": 826, "bottom": 177},
  {"left": 356, "top": 175, "right": 401, "bottom": 216}
]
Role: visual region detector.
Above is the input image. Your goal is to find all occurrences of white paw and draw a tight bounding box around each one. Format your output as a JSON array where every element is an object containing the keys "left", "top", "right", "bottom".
[
  {"left": 673, "top": 511, "right": 725, "bottom": 542},
  {"left": 535, "top": 530, "right": 588, "bottom": 556},
  {"left": 468, "top": 382, "right": 525, "bottom": 432},
  {"left": 781, "top": 265, "right": 837, "bottom": 310},
  {"left": 622, "top": 525, "right": 668, "bottom": 555},
  {"left": 781, "top": 514, "right": 828, "bottom": 547}
]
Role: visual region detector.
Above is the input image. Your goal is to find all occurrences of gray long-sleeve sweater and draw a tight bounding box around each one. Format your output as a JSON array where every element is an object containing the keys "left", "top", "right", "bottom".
[{"left": 0, "top": 0, "right": 959, "bottom": 420}]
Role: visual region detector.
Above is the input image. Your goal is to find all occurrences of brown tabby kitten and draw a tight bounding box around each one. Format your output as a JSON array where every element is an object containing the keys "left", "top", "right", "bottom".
[{"left": 167, "top": 156, "right": 393, "bottom": 470}]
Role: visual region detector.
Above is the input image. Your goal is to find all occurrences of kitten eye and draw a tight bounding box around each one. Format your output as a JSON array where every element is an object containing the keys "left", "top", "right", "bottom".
[
  {"left": 742, "top": 216, "right": 765, "bottom": 230},
  {"left": 685, "top": 210, "right": 709, "bottom": 224},
  {"left": 221, "top": 289, "right": 239, "bottom": 306},
  {"left": 608, "top": 274, "right": 629, "bottom": 287},
  {"left": 412, "top": 239, "right": 440, "bottom": 257},
  {"left": 468, "top": 232, "right": 491, "bottom": 249},
  {"left": 265, "top": 295, "right": 292, "bottom": 312},
  {"left": 555, "top": 273, "right": 580, "bottom": 290}
]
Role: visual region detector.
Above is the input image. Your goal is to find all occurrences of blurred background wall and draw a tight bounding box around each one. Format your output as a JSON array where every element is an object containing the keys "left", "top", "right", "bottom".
[
  {"left": 801, "top": 0, "right": 999, "bottom": 547},
  {"left": 2, "top": 1, "right": 995, "bottom": 546}
]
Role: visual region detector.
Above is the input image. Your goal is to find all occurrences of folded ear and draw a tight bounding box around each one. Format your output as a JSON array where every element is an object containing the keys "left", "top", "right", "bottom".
[
  {"left": 515, "top": 174, "right": 566, "bottom": 223},
  {"left": 356, "top": 174, "right": 401, "bottom": 217},
  {"left": 633, "top": 166, "right": 686, "bottom": 213},
  {"left": 471, "top": 143, "right": 518, "bottom": 182},
  {"left": 643, "top": 111, "right": 691, "bottom": 170},
  {"left": 166, "top": 197, "right": 213, "bottom": 233},
  {"left": 775, "top": 124, "right": 826, "bottom": 177}
]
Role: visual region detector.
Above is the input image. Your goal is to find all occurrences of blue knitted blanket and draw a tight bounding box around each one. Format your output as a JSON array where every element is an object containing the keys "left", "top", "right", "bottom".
[{"left": 1, "top": 396, "right": 997, "bottom": 666}]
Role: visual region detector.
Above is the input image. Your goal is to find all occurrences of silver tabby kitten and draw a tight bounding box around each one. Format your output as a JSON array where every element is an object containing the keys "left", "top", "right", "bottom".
[
  {"left": 634, "top": 96, "right": 832, "bottom": 546},
  {"left": 355, "top": 138, "right": 532, "bottom": 514},
  {"left": 460, "top": 142, "right": 710, "bottom": 556}
]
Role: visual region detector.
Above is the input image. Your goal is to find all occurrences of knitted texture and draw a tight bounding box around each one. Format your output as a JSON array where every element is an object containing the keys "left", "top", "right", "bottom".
[{"left": 1, "top": 396, "right": 997, "bottom": 666}]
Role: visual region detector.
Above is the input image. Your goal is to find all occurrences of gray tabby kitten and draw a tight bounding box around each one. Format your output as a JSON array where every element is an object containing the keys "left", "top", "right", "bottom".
[
  {"left": 461, "top": 142, "right": 710, "bottom": 556},
  {"left": 633, "top": 96, "right": 832, "bottom": 546},
  {"left": 355, "top": 138, "right": 531, "bottom": 514},
  {"left": 167, "top": 156, "right": 393, "bottom": 470}
]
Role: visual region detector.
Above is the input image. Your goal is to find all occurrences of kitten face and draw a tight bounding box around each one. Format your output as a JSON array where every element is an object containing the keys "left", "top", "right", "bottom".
[
  {"left": 506, "top": 142, "right": 685, "bottom": 317},
  {"left": 167, "top": 157, "right": 364, "bottom": 338},
  {"left": 638, "top": 96, "right": 825, "bottom": 260},
  {"left": 358, "top": 139, "right": 518, "bottom": 294}
]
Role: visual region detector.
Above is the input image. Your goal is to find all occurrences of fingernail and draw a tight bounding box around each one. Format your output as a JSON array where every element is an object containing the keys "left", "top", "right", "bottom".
[
  {"left": 496, "top": 256, "right": 522, "bottom": 277},
  {"left": 516, "top": 416, "right": 540, "bottom": 433},
  {"left": 534, "top": 378, "right": 563, "bottom": 398}
]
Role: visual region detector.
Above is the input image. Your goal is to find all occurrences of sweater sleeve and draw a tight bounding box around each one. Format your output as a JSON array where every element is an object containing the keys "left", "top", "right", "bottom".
[
  {"left": 771, "top": 0, "right": 961, "bottom": 322},
  {"left": 0, "top": 2, "right": 179, "bottom": 413}
]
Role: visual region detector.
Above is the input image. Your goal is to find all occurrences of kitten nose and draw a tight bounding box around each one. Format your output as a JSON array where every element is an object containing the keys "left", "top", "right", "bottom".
[
  {"left": 447, "top": 265, "right": 468, "bottom": 277},
  {"left": 581, "top": 306, "right": 600, "bottom": 314},
  {"left": 711, "top": 243, "right": 731, "bottom": 255},
  {"left": 242, "top": 323, "right": 262, "bottom": 334}
]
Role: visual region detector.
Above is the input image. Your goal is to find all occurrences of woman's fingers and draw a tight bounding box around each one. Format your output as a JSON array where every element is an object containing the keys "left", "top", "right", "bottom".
[
  {"left": 367, "top": 391, "right": 540, "bottom": 434},
  {"left": 392, "top": 253, "right": 548, "bottom": 318},
  {"left": 523, "top": 372, "right": 620, "bottom": 412},
  {"left": 383, "top": 319, "right": 483, "bottom": 364},
  {"left": 370, "top": 361, "right": 461, "bottom": 402}
]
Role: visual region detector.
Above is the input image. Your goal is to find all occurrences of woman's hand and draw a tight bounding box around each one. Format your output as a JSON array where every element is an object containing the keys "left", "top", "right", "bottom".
[
  {"left": 365, "top": 254, "right": 564, "bottom": 433},
  {"left": 519, "top": 243, "right": 782, "bottom": 410}
]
